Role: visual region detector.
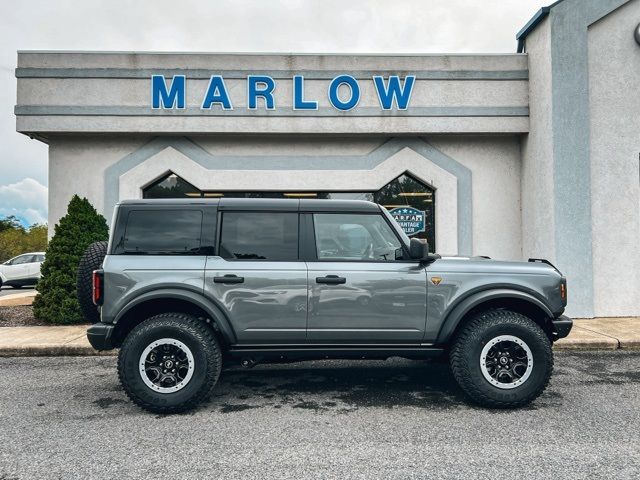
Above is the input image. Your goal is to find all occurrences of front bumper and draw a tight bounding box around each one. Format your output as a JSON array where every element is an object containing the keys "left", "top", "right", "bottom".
[
  {"left": 87, "top": 323, "right": 116, "bottom": 350},
  {"left": 551, "top": 315, "right": 573, "bottom": 340}
]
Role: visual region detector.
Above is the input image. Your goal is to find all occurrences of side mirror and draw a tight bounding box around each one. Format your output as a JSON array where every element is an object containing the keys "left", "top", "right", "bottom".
[{"left": 409, "top": 238, "right": 429, "bottom": 260}]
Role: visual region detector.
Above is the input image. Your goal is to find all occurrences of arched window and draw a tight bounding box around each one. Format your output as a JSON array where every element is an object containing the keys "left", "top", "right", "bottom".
[
  {"left": 141, "top": 171, "right": 436, "bottom": 250},
  {"left": 373, "top": 173, "right": 435, "bottom": 250},
  {"left": 143, "top": 172, "right": 201, "bottom": 198}
]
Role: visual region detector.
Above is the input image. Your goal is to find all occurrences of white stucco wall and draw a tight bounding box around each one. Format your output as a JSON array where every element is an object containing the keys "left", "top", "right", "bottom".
[
  {"left": 520, "top": 16, "right": 556, "bottom": 264},
  {"left": 428, "top": 136, "right": 522, "bottom": 260},
  {"left": 47, "top": 136, "right": 150, "bottom": 229},
  {"left": 587, "top": 1, "right": 640, "bottom": 316}
]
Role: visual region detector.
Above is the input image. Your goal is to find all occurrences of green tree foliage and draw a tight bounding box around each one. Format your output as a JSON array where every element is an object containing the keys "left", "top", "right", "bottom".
[
  {"left": 0, "top": 220, "right": 48, "bottom": 263},
  {"left": 33, "top": 196, "right": 108, "bottom": 324},
  {"left": 0, "top": 215, "right": 23, "bottom": 233}
]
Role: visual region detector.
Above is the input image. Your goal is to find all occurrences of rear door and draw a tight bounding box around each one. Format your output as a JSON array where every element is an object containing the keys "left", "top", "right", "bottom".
[
  {"left": 204, "top": 205, "right": 307, "bottom": 344},
  {"left": 305, "top": 212, "right": 428, "bottom": 343},
  {"left": 28, "top": 254, "right": 44, "bottom": 278}
]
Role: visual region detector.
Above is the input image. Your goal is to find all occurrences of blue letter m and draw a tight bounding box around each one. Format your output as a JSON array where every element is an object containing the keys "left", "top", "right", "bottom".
[
  {"left": 152, "top": 75, "right": 186, "bottom": 109},
  {"left": 373, "top": 75, "right": 415, "bottom": 110}
]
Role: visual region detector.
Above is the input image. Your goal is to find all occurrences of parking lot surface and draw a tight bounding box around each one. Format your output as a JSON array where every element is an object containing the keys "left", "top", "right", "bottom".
[{"left": 1, "top": 352, "right": 639, "bottom": 479}]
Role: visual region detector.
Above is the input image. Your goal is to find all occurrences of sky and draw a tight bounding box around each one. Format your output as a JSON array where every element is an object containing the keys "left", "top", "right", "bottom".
[{"left": 0, "top": 0, "right": 549, "bottom": 226}]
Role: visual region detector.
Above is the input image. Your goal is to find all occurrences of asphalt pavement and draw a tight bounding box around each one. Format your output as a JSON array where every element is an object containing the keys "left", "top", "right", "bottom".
[
  {"left": 0, "top": 286, "right": 35, "bottom": 298},
  {"left": 1, "top": 352, "right": 639, "bottom": 479}
]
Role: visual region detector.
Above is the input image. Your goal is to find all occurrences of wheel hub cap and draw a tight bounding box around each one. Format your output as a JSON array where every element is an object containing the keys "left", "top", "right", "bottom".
[
  {"left": 480, "top": 335, "right": 533, "bottom": 390},
  {"left": 139, "top": 338, "right": 195, "bottom": 394}
]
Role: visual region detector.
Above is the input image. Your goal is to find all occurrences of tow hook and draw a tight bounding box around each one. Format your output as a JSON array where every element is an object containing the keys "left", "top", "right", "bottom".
[{"left": 240, "top": 357, "right": 258, "bottom": 369}]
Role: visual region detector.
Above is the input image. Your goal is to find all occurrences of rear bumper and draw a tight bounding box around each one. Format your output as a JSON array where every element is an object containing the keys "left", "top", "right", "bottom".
[
  {"left": 87, "top": 323, "right": 116, "bottom": 350},
  {"left": 551, "top": 315, "right": 573, "bottom": 340}
]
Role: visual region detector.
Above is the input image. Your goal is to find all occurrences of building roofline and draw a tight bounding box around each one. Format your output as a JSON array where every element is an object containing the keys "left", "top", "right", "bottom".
[
  {"left": 516, "top": 0, "right": 566, "bottom": 52},
  {"left": 16, "top": 50, "right": 526, "bottom": 58}
]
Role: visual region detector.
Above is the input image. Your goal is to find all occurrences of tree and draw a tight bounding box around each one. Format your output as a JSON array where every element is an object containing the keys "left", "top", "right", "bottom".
[
  {"left": 0, "top": 216, "right": 23, "bottom": 233},
  {"left": 33, "top": 196, "right": 108, "bottom": 324},
  {"left": 0, "top": 220, "right": 47, "bottom": 263}
]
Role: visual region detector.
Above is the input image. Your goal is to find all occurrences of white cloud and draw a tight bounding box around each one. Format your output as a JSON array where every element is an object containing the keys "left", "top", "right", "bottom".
[{"left": 0, "top": 177, "right": 48, "bottom": 226}]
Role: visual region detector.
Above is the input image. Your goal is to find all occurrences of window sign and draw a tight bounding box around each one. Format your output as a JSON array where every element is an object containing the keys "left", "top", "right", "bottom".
[{"left": 388, "top": 207, "right": 426, "bottom": 236}]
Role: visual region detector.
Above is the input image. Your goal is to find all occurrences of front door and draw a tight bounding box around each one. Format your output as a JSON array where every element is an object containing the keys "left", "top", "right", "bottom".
[
  {"left": 5, "top": 254, "right": 33, "bottom": 281},
  {"left": 204, "top": 211, "right": 307, "bottom": 344},
  {"left": 306, "top": 212, "right": 427, "bottom": 343}
]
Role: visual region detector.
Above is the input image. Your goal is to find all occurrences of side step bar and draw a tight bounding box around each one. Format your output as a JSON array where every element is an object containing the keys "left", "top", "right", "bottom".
[{"left": 226, "top": 345, "right": 445, "bottom": 364}]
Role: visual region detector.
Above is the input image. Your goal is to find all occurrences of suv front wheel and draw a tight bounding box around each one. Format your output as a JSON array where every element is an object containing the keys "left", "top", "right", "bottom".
[
  {"left": 118, "top": 313, "right": 222, "bottom": 413},
  {"left": 449, "top": 309, "right": 553, "bottom": 408}
]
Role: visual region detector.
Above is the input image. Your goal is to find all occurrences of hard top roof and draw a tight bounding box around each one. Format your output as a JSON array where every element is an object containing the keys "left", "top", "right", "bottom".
[{"left": 118, "top": 198, "right": 381, "bottom": 212}]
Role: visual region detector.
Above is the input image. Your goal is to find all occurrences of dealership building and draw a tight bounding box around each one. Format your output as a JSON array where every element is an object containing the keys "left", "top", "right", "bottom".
[{"left": 14, "top": 0, "right": 640, "bottom": 318}]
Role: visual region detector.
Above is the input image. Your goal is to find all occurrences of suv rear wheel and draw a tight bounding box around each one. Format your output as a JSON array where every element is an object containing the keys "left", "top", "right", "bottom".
[
  {"left": 449, "top": 309, "right": 553, "bottom": 408},
  {"left": 118, "top": 313, "right": 222, "bottom": 413}
]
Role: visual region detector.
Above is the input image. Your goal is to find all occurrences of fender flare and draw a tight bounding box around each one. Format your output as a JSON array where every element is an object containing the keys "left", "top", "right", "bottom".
[
  {"left": 113, "top": 288, "right": 237, "bottom": 345},
  {"left": 435, "top": 288, "right": 554, "bottom": 344}
]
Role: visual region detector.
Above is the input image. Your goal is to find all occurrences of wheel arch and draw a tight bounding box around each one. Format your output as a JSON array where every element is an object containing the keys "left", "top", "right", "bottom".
[
  {"left": 111, "top": 289, "right": 237, "bottom": 348},
  {"left": 436, "top": 289, "right": 555, "bottom": 344}
]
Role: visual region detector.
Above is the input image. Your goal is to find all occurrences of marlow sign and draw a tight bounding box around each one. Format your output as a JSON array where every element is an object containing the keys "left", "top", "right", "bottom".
[{"left": 151, "top": 74, "right": 415, "bottom": 111}]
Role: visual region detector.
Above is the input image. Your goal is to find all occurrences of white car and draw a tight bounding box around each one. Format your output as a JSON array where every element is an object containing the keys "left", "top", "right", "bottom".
[{"left": 0, "top": 252, "right": 46, "bottom": 289}]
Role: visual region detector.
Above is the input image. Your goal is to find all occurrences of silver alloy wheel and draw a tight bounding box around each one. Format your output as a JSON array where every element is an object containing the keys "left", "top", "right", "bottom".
[
  {"left": 139, "top": 338, "right": 195, "bottom": 393},
  {"left": 480, "top": 335, "right": 533, "bottom": 389}
]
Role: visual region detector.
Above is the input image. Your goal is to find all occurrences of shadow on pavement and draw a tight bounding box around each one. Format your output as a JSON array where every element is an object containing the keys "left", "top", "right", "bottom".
[{"left": 211, "top": 359, "right": 470, "bottom": 413}]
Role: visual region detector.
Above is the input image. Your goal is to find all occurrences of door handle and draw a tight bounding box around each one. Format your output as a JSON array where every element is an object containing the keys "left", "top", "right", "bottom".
[
  {"left": 316, "top": 275, "right": 346, "bottom": 285},
  {"left": 213, "top": 274, "right": 244, "bottom": 284}
]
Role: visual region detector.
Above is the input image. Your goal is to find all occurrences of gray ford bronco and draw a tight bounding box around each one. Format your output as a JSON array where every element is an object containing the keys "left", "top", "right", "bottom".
[{"left": 85, "top": 198, "right": 572, "bottom": 413}]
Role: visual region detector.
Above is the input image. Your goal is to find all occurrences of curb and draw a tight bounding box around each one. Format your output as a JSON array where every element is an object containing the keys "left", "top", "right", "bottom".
[
  {"left": 0, "top": 346, "right": 117, "bottom": 357},
  {"left": 0, "top": 326, "right": 116, "bottom": 357}
]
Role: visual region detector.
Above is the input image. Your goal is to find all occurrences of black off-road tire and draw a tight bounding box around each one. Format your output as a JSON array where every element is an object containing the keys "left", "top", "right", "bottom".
[
  {"left": 449, "top": 309, "right": 553, "bottom": 408},
  {"left": 118, "top": 313, "right": 222, "bottom": 414},
  {"left": 76, "top": 241, "right": 107, "bottom": 323}
]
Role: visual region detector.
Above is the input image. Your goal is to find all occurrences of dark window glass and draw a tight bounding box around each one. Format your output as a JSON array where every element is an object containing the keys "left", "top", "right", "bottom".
[
  {"left": 122, "top": 210, "right": 203, "bottom": 255},
  {"left": 219, "top": 212, "right": 298, "bottom": 261},
  {"left": 11, "top": 255, "right": 34, "bottom": 265},
  {"left": 314, "top": 214, "right": 403, "bottom": 261},
  {"left": 143, "top": 173, "right": 201, "bottom": 199},
  {"left": 34, "top": 255, "right": 45, "bottom": 262},
  {"left": 140, "top": 171, "right": 434, "bottom": 252}
]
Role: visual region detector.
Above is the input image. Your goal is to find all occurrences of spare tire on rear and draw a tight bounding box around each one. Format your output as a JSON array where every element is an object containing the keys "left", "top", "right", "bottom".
[{"left": 77, "top": 241, "right": 108, "bottom": 323}]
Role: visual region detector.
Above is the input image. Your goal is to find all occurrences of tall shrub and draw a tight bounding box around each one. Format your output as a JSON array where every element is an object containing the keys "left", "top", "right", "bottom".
[{"left": 33, "top": 196, "right": 108, "bottom": 324}]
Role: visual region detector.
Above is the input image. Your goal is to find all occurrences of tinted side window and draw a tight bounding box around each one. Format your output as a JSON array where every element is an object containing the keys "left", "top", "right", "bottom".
[
  {"left": 12, "top": 255, "right": 34, "bottom": 265},
  {"left": 313, "top": 213, "right": 403, "bottom": 261},
  {"left": 121, "top": 210, "right": 203, "bottom": 255},
  {"left": 219, "top": 212, "right": 298, "bottom": 260}
]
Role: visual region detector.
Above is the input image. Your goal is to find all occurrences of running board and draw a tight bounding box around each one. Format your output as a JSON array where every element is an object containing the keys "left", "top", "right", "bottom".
[{"left": 226, "top": 345, "right": 445, "bottom": 363}]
